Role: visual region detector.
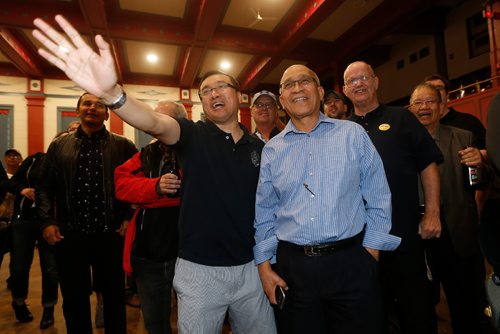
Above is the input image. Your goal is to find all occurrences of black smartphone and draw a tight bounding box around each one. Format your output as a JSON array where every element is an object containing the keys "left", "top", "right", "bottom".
[{"left": 275, "top": 285, "right": 286, "bottom": 310}]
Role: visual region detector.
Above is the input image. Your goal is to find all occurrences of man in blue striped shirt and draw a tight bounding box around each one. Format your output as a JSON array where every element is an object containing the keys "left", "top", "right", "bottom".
[{"left": 254, "top": 64, "right": 401, "bottom": 333}]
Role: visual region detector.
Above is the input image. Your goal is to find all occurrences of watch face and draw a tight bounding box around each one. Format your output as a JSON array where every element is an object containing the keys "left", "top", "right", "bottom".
[{"left": 110, "top": 90, "right": 127, "bottom": 110}]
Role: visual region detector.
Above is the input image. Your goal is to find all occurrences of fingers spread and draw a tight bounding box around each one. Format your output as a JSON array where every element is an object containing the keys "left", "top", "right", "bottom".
[
  {"left": 37, "top": 48, "right": 67, "bottom": 72},
  {"left": 33, "top": 17, "right": 75, "bottom": 54},
  {"left": 55, "top": 15, "right": 88, "bottom": 50}
]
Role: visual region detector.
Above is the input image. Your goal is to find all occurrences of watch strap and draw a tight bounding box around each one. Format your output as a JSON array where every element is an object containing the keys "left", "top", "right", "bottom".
[{"left": 107, "top": 88, "right": 127, "bottom": 110}]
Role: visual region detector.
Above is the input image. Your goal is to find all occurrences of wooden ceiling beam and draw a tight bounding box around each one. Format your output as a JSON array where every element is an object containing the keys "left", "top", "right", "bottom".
[
  {"left": 0, "top": 1, "right": 87, "bottom": 31},
  {"left": 330, "top": 0, "right": 435, "bottom": 63},
  {"left": 240, "top": 0, "right": 345, "bottom": 90},
  {"left": 78, "top": 0, "right": 124, "bottom": 82},
  {"left": 0, "top": 28, "right": 43, "bottom": 78},
  {"left": 0, "top": 1, "right": 287, "bottom": 58},
  {"left": 177, "top": 0, "right": 231, "bottom": 87},
  {"left": 178, "top": 46, "right": 205, "bottom": 87},
  {"left": 302, "top": 0, "right": 436, "bottom": 82}
]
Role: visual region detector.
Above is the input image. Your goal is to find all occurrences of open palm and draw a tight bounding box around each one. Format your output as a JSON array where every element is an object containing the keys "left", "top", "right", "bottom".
[{"left": 33, "top": 15, "right": 117, "bottom": 99}]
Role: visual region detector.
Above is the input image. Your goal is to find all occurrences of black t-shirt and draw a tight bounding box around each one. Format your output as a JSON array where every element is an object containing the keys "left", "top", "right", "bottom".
[
  {"left": 172, "top": 119, "right": 264, "bottom": 266},
  {"left": 351, "top": 105, "right": 443, "bottom": 251},
  {"left": 441, "top": 107, "right": 486, "bottom": 149}
]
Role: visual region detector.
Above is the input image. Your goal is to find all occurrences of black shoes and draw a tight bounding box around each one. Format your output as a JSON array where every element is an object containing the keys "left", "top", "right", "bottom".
[
  {"left": 40, "top": 306, "right": 55, "bottom": 329},
  {"left": 12, "top": 302, "right": 34, "bottom": 323},
  {"left": 12, "top": 302, "right": 55, "bottom": 328}
]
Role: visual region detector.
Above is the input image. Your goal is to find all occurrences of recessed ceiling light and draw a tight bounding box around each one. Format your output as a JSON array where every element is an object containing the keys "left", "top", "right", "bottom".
[
  {"left": 220, "top": 60, "right": 231, "bottom": 70},
  {"left": 146, "top": 53, "right": 158, "bottom": 63}
]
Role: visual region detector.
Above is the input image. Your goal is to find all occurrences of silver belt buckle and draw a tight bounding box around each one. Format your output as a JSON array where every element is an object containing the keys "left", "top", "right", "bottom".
[{"left": 304, "top": 245, "right": 322, "bottom": 256}]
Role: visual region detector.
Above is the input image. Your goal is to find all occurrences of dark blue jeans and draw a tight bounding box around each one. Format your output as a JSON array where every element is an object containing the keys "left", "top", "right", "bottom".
[
  {"left": 131, "top": 252, "right": 175, "bottom": 334},
  {"left": 10, "top": 218, "right": 58, "bottom": 306}
]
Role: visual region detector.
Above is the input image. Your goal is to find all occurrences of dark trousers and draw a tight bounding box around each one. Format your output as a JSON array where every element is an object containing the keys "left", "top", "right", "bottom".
[
  {"left": 426, "top": 226, "right": 489, "bottom": 334},
  {"left": 55, "top": 232, "right": 126, "bottom": 334},
  {"left": 479, "top": 195, "right": 500, "bottom": 274},
  {"left": 131, "top": 253, "right": 175, "bottom": 334},
  {"left": 274, "top": 241, "right": 382, "bottom": 334},
  {"left": 10, "top": 218, "right": 58, "bottom": 306},
  {"left": 379, "top": 248, "right": 437, "bottom": 334}
]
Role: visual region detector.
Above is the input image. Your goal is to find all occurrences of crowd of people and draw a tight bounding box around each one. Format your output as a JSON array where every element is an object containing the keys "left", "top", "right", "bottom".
[{"left": 0, "top": 13, "right": 498, "bottom": 334}]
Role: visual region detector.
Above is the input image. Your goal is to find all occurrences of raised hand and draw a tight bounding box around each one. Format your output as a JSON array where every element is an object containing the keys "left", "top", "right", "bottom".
[
  {"left": 33, "top": 15, "right": 181, "bottom": 145},
  {"left": 32, "top": 15, "right": 118, "bottom": 101}
]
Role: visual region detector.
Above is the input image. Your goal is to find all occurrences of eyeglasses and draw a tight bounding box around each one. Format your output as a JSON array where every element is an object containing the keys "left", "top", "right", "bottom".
[
  {"left": 253, "top": 102, "right": 276, "bottom": 110},
  {"left": 410, "top": 100, "right": 438, "bottom": 108},
  {"left": 199, "top": 82, "right": 236, "bottom": 97},
  {"left": 344, "top": 75, "right": 374, "bottom": 87},
  {"left": 280, "top": 76, "right": 317, "bottom": 92}
]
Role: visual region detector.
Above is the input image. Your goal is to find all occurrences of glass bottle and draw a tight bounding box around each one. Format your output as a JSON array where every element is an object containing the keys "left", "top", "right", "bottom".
[{"left": 166, "top": 151, "right": 180, "bottom": 198}]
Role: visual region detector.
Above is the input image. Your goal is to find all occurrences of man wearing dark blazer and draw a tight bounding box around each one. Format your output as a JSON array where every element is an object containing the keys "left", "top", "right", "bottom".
[{"left": 410, "top": 83, "right": 491, "bottom": 334}]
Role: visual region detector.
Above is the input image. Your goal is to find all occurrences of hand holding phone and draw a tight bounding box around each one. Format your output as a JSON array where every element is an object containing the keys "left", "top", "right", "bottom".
[{"left": 275, "top": 285, "right": 286, "bottom": 310}]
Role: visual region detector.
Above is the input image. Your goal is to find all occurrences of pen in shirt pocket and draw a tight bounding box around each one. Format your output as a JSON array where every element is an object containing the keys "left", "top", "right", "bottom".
[{"left": 303, "top": 183, "right": 315, "bottom": 197}]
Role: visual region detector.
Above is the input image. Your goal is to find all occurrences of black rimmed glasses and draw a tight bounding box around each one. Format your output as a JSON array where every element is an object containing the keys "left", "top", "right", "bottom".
[{"left": 199, "top": 82, "right": 237, "bottom": 98}]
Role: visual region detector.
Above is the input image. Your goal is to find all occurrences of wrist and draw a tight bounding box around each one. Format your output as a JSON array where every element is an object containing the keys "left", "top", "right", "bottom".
[
  {"left": 423, "top": 207, "right": 440, "bottom": 217},
  {"left": 101, "top": 85, "right": 124, "bottom": 105},
  {"left": 258, "top": 260, "right": 272, "bottom": 272},
  {"left": 155, "top": 179, "right": 163, "bottom": 196}
]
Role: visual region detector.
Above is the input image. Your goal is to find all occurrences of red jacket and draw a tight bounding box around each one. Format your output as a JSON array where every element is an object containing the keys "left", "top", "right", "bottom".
[{"left": 115, "top": 150, "right": 180, "bottom": 274}]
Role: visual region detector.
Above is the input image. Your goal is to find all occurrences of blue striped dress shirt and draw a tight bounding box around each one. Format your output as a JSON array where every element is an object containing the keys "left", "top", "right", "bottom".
[{"left": 253, "top": 113, "right": 401, "bottom": 265}]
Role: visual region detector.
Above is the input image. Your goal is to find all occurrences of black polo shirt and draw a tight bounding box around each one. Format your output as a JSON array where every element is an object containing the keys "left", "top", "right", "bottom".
[
  {"left": 351, "top": 105, "right": 443, "bottom": 251},
  {"left": 172, "top": 119, "right": 264, "bottom": 266}
]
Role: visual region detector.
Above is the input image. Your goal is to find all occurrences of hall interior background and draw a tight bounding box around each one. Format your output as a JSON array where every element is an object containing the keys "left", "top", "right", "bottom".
[
  {"left": 0, "top": 0, "right": 497, "bottom": 332},
  {"left": 0, "top": 0, "right": 495, "bottom": 154}
]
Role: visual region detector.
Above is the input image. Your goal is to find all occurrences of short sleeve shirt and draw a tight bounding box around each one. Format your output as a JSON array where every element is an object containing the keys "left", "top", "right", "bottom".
[
  {"left": 351, "top": 105, "right": 443, "bottom": 250},
  {"left": 172, "top": 119, "right": 264, "bottom": 266}
]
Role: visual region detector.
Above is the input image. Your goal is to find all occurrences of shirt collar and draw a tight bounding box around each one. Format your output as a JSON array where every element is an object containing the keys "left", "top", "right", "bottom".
[
  {"left": 350, "top": 104, "right": 384, "bottom": 122},
  {"left": 76, "top": 125, "right": 107, "bottom": 140},
  {"left": 205, "top": 119, "right": 256, "bottom": 144},
  {"left": 282, "top": 112, "right": 335, "bottom": 135},
  {"left": 253, "top": 127, "right": 280, "bottom": 143}
]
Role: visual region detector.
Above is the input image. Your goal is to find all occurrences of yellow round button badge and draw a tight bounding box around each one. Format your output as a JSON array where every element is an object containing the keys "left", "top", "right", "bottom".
[{"left": 378, "top": 123, "right": 390, "bottom": 131}]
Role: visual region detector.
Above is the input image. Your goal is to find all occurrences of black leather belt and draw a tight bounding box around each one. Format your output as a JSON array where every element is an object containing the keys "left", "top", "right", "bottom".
[{"left": 281, "top": 230, "right": 364, "bottom": 257}]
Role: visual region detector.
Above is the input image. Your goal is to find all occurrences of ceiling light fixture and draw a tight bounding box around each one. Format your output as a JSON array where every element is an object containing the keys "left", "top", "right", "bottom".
[
  {"left": 146, "top": 53, "right": 158, "bottom": 63},
  {"left": 220, "top": 60, "right": 231, "bottom": 70}
]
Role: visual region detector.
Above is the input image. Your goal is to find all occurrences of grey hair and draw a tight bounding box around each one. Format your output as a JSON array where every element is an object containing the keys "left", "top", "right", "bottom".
[
  {"left": 409, "top": 83, "right": 443, "bottom": 105},
  {"left": 156, "top": 100, "right": 188, "bottom": 119}
]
